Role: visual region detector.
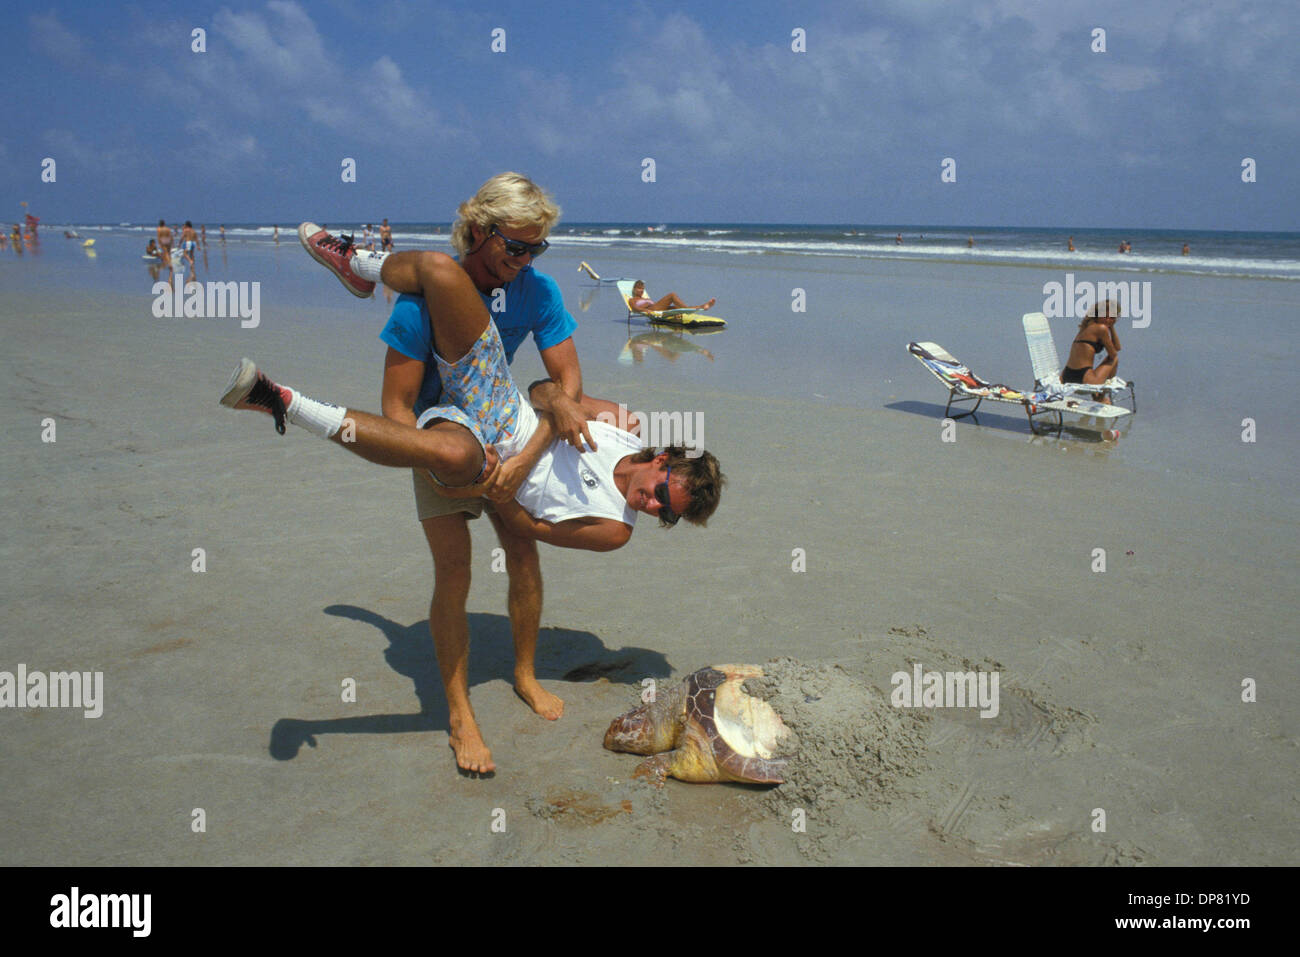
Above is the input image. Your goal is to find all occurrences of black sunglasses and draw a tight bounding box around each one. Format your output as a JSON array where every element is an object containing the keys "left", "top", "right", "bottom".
[
  {"left": 653, "top": 464, "right": 680, "bottom": 526},
  {"left": 491, "top": 225, "right": 549, "bottom": 258}
]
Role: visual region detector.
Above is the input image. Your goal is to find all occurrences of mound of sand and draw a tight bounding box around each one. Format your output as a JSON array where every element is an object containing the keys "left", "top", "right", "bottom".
[{"left": 746, "top": 656, "right": 931, "bottom": 813}]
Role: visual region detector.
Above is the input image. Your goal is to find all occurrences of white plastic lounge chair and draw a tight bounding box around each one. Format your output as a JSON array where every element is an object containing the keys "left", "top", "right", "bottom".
[
  {"left": 907, "top": 341, "right": 1131, "bottom": 434},
  {"left": 616, "top": 280, "right": 726, "bottom": 329},
  {"left": 1022, "top": 312, "right": 1136, "bottom": 412}
]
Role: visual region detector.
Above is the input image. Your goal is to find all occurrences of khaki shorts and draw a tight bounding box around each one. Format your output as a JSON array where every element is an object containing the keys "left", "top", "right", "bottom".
[{"left": 412, "top": 468, "right": 485, "bottom": 521}]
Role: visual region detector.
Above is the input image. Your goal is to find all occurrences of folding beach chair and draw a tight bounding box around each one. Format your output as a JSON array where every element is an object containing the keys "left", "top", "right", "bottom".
[
  {"left": 908, "top": 341, "right": 1035, "bottom": 418},
  {"left": 577, "top": 261, "right": 628, "bottom": 284},
  {"left": 907, "top": 341, "right": 1132, "bottom": 435},
  {"left": 1022, "top": 312, "right": 1136, "bottom": 412}
]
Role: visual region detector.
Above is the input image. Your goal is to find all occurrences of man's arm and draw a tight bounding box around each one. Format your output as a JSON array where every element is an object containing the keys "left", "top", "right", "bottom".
[
  {"left": 1105, "top": 324, "right": 1121, "bottom": 354},
  {"left": 537, "top": 338, "right": 595, "bottom": 450},
  {"left": 492, "top": 498, "right": 632, "bottom": 552},
  {"left": 481, "top": 407, "right": 557, "bottom": 502},
  {"left": 380, "top": 347, "right": 423, "bottom": 427}
]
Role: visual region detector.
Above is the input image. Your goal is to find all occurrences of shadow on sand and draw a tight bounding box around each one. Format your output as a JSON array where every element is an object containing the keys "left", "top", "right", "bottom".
[
  {"left": 268, "top": 603, "right": 670, "bottom": 761},
  {"left": 886, "top": 399, "right": 1116, "bottom": 443}
]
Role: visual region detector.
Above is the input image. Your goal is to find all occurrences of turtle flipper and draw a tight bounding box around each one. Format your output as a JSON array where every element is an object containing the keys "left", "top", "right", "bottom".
[
  {"left": 717, "top": 753, "right": 787, "bottom": 785},
  {"left": 631, "top": 753, "right": 673, "bottom": 787},
  {"left": 632, "top": 745, "right": 721, "bottom": 786}
]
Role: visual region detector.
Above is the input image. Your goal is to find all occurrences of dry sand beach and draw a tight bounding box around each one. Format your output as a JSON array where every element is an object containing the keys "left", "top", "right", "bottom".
[{"left": 1, "top": 237, "right": 1296, "bottom": 866}]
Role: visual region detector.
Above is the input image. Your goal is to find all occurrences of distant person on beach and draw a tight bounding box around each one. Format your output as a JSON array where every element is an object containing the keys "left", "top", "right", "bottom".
[
  {"left": 1182, "top": 243, "right": 1190, "bottom": 255},
  {"left": 1061, "top": 299, "right": 1122, "bottom": 400},
  {"left": 145, "top": 239, "right": 161, "bottom": 259},
  {"left": 219, "top": 225, "right": 226, "bottom": 242},
  {"left": 201, "top": 224, "right": 207, "bottom": 247},
  {"left": 627, "top": 280, "right": 716, "bottom": 314},
  {"left": 380, "top": 218, "right": 393, "bottom": 251},
  {"left": 967, "top": 236, "right": 974, "bottom": 247},
  {"left": 292, "top": 172, "right": 670, "bottom": 776},
  {"left": 273, "top": 225, "right": 279, "bottom": 244},
  {"left": 1068, "top": 236, "right": 1075, "bottom": 252},
  {"left": 181, "top": 221, "right": 199, "bottom": 278},
  {"left": 157, "top": 220, "right": 173, "bottom": 262},
  {"left": 363, "top": 223, "right": 374, "bottom": 251},
  {"left": 895, "top": 233, "right": 903, "bottom": 244}
]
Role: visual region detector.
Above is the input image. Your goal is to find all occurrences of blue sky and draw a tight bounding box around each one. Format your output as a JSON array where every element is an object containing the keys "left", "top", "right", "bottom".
[{"left": 3, "top": 0, "right": 1298, "bottom": 229}]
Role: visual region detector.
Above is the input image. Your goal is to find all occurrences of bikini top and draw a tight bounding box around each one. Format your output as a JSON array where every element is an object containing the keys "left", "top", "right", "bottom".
[{"left": 1073, "top": 337, "right": 1106, "bottom": 353}]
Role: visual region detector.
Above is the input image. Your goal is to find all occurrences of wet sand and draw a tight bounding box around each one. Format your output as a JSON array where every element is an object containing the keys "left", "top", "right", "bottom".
[{"left": 0, "top": 237, "right": 1296, "bottom": 865}]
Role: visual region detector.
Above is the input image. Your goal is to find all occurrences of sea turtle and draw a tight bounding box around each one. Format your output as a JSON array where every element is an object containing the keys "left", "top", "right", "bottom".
[{"left": 603, "top": 664, "right": 793, "bottom": 786}]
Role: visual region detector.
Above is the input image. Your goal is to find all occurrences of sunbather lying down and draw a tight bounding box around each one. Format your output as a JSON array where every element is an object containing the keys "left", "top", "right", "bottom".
[
  {"left": 221, "top": 252, "right": 724, "bottom": 553},
  {"left": 627, "top": 280, "right": 715, "bottom": 314}
]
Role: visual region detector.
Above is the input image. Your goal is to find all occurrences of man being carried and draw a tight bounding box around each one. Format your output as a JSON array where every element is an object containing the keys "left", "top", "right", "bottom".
[{"left": 221, "top": 352, "right": 723, "bottom": 549}]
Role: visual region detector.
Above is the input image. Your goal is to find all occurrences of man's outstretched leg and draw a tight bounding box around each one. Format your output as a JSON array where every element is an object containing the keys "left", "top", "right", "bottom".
[
  {"left": 300, "top": 223, "right": 491, "bottom": 365},
  {"left": 298, "top": 223, "right": 375, "bottom": 298},
  {"left": 219, "top": 358, "right": 492, "bottom": 486},
  {"left": 301, "top": 221, "right": 469, "bottom": 301}
]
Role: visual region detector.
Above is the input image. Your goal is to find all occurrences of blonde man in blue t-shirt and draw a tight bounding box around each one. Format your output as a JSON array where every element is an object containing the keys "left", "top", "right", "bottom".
[{"left": 276, "top": 174, "right": 698, "bottom": 777}]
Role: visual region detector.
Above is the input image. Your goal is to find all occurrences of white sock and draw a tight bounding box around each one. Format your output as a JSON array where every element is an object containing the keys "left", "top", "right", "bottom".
[
  {"left": 352, "top": 250, "right": 388, "bottom": 282},
  {"left": 286, "top": 390, "right": 347, "bottom": 439}
]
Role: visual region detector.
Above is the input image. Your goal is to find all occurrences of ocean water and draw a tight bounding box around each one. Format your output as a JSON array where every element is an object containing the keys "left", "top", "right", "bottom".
[
  {"left": 51, "top": 220, "right": 1300, "bottom": 281},
  {"left": 7, "top": 223, "right": 1298, "bottom": 498}
]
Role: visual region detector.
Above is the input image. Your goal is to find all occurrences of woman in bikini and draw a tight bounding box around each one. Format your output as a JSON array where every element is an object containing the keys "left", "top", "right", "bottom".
[
  {"left": 627, "top": 280, "right": 715, "bottom": 314},
  {"left": 1061, "top": 299, "right": 1122, "bottom": 398}
]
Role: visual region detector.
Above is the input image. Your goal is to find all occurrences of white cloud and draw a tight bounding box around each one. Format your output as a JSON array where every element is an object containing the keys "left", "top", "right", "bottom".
[
  {"left": 29, "top": 12, "right": 88, "bottom": 69},
  {"left": 39, "top": 129, "right": 139, "bottom": 175},
  {"left": 191, "top": 1, "right": 448, "bottom": 140},
  {"left": 1095, "top": 65, "right": 1162, "bottom": 94}
]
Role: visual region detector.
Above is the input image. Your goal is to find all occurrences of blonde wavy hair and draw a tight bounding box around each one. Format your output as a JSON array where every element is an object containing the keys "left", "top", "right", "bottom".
[{"left": 449, "top": 172, "right": 561, "bottom": 255}]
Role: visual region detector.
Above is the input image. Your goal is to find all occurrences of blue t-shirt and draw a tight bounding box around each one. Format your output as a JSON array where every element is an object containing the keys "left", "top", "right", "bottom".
[{"left": 379, "top": 264, "right": 577, "bottom": 416}]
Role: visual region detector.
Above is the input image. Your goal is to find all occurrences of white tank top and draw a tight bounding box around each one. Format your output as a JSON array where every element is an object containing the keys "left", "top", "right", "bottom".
[{"left": 514, "top": 422, "right": 642, "bottom": 526}]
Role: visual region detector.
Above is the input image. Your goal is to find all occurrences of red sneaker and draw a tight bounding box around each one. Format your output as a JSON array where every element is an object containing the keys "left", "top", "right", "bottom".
[
  {"left": 220, "top": 358, "right": 292, "bottom": 434},
  {"left": 298, "top": 222, "right": 375, "bottom": 298}
]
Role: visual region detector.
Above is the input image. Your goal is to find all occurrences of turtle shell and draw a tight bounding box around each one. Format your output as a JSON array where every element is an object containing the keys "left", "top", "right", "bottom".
[{"left": 685, "top": 665, "right": 791, "bottom": 784}]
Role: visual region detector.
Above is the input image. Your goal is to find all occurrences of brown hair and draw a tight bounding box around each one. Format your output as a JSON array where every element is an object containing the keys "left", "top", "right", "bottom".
[
  {"left": 1079, "top": 298, "right": 1121, "bottom": 331},
  {"left": 631, "top": 446, "right": 726, "bottom": 528}
]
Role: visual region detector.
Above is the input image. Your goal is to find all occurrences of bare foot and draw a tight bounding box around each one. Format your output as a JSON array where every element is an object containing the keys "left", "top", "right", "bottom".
[
  {"left": 698, "top": 298, "right": 716, "bottom": 310},
  {"left": 514, "top": 677, "right": 565, "bottom": 720},
  {"left": 448, "top": 717, "right": 495, "bottom": 774}
]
